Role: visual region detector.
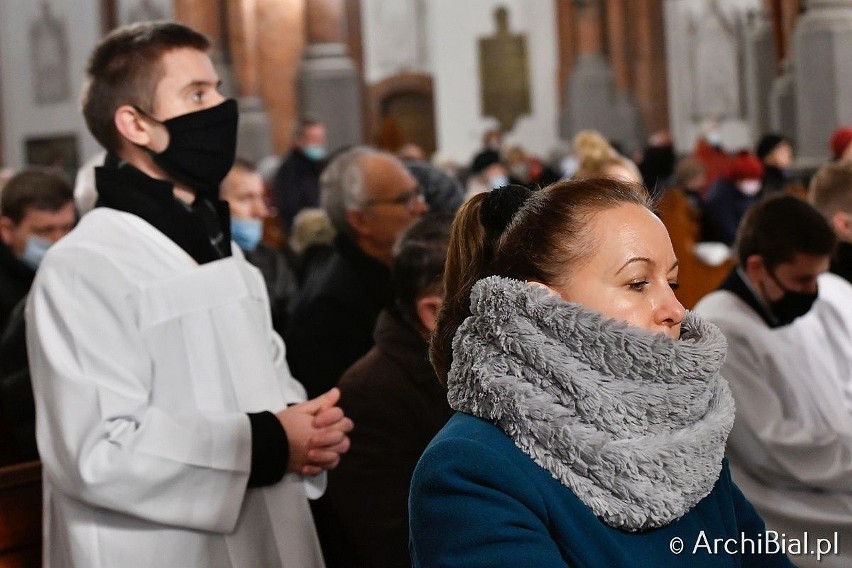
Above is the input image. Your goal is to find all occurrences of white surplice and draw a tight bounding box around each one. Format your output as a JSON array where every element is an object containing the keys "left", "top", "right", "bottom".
[
  {"left": 695, "top": 272, "right": 852, "bottom": 568},
  {"left": 26, "top": 208, "right": 324, "bottom": 567}
]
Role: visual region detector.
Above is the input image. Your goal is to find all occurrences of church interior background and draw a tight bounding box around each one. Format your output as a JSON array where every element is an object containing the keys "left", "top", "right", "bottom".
[{"left": 0, "top": 0, "right": 847, "bottom": 179}]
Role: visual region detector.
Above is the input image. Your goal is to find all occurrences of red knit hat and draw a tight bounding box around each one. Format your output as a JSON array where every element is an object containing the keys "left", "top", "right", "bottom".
[
  {"left": 830, "top": 127, "right": 852, "bottom": 160},
  {"left": 728, "top": 152, "right": 764, "bottom": 181}
]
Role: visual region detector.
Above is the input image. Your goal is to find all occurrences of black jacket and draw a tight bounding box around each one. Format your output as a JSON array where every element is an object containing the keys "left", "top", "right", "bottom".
[
  {"left": 317, "top": 309, "right": 453, "bottom": 567},
  {"left": 285, "top": 234, "right": 392, "bottom": 398},
  {"left": 0, "top": 240, "right": 34, "bottom": 333},
  {"left": 273, "top": 148, "right": 325, "bottom": 232}
]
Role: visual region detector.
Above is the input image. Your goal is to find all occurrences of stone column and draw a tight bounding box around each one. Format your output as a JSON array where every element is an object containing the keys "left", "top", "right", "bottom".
[
  {"left": 298, "top": 0, "right": 364, "bottom": 151},
  {"left": 793, "top": 0, "right": 852, "bottom": 166},
  {"left": 173, "top": 0, "right": 237, "bottom": 98},
  {"left": 630, "top": 0, "right": 669, "bottom": 136},
  {"left": 226, "top": 0, "right": 274, "bottom": 162},
  {"left": 560, "top": 0, "right": 638, "bottom": 150},
  {"left": 744, "top": 7, "right": 777, "bottom": 138},
  {"left": 604, "top": 0, "right": 643, "bottom": 152}
]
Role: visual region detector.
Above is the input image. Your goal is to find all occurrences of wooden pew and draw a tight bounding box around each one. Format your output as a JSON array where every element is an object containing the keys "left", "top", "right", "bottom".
[
  {"left": 0, "top": 461, "right": 41, "bottom": 568},
  {"left": 656, "top": 187, "right": 734, "bottom": 309}
]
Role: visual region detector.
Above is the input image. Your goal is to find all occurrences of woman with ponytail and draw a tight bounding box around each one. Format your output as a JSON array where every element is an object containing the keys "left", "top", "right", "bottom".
[{"left": 409, "top": 180, "right": 793, "bottom": 567}]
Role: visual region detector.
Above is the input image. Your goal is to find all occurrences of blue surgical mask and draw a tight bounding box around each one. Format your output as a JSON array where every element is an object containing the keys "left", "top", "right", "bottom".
[
  {"left": 230, "top": 217, "right": 263, "bottom": 252},
  {"left": 303, "top": 145, "right": 327, "bottom": 162},
  {"left": 20, "top": 235, "right": 52, "bottom": 270}
]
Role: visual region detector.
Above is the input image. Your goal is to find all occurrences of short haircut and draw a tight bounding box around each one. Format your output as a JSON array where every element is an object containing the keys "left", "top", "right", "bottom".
[
  {"left": 81, "top": 22, "right": 210, "bottom": 153},
  {"left": 320, "top": 146, "right": 375, "bottom": 235},
  {"left": 809, "top": 161, "right": 852, "bottom": 219},
  {"left": 0, "top": 168, "right": 74, "bottom": 224},
  {"left": 392, "top": 212, "right": 454, "bottom": 327},
  {"left": 735, "top": 195, "right": 836, "bottom": 268}
]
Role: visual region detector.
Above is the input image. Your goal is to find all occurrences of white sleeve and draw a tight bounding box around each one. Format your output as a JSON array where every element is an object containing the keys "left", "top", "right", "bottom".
[
  {"left": 27, "top": 250, "right": 252, "bottom": 532},
  {"left": 723, "top": 328, "right": 852, "bottom": 492}
]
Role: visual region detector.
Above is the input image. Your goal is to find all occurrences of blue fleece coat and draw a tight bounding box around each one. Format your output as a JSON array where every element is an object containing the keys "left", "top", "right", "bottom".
[{"left": 409, "top": 413, "right": 795, "bottom": 568}]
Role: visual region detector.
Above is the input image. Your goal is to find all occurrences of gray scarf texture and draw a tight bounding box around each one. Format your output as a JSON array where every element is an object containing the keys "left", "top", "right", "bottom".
[{"left": 447, "top": 276, "right": 735, "bottom": 531}]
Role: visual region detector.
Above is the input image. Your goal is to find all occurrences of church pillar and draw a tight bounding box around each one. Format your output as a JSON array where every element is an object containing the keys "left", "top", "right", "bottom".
[
  {"left": 793, "top": 0, "right": 852, "bottom": 165},
  {"left": 226, "top": 0, "right": 274, "bottom": 161},
  {"left": 255, "top": 0, "right": 305, "bottom": 154},
  {"left": 298, "top": 0, "right": 364, "bottom": 151},
  {"left": 744, "top": 7, "right": 777, "bottom": 138},
  {"left": 559, "top": 0, "right": 641, "bottom": 153},
  {"left": 629, "top": 0, "right": 669, "bottom": 136},
  {"left": 173, "top": 0, "right": 237, "bottom": 98}
]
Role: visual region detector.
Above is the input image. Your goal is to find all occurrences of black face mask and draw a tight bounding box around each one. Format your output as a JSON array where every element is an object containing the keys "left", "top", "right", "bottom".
[
  {"left": 137, "top": 98, "right": 238, "bottom": 197},
  {"left": 765, "top": 271, "right": 818, "bottom": 326}
]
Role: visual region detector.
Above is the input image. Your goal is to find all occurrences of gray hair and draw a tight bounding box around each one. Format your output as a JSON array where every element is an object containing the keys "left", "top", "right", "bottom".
[{"left": 320, "top": 146, "right": 375, "bottom": 234}]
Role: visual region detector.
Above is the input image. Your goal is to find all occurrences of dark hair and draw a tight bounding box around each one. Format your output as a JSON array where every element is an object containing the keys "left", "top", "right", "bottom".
[
  {"left": 735, "top": 195, "right": 836, "bottom": 269},
  {"left": 293, "top": 114, "right": 324, "bottom": 140},
  {"left": 392, "top": 213, "right": 454, "bottom": 328},
  {"left": 0, "top": 168, "right": 74, "bottom": 224},
  {"left": 82, "top": 22, "right": 210, "bottom": 153},
  {"left": 430, "top": 179, "right": 651, "bottom": 383}
]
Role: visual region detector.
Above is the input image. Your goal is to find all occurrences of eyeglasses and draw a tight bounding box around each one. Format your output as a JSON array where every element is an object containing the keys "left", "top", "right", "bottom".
[{"left": 363, "top": 185, "right": 425, "bottom": 212}]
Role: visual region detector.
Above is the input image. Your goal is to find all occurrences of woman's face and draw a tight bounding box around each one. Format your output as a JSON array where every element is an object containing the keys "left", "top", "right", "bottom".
[{"left": 551, "top": 203, "right": 685, "bottom": 340}]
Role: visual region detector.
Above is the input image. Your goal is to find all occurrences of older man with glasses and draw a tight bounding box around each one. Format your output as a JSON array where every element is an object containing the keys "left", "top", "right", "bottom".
[{"left": 286, "top": 147, "right": 428, "bottom": 400}]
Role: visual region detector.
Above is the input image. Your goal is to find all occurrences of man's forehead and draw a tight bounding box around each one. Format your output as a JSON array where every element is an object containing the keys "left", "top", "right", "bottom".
[{"left": 157, "top": 48, "right": 218, "bottom": 86}]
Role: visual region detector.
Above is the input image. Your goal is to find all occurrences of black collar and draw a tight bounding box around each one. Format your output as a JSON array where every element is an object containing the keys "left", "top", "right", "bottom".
[
  {"left": 719, "top": 267, "right": 779, "bottom": 328},
  {"left": 95, "top": 155, "right": 232, "bottom": 265}
]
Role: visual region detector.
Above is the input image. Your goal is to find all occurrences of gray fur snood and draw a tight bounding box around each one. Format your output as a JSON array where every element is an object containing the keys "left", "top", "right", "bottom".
[{"left": 447, "top": 276, "right": 735, "bottom": 531}]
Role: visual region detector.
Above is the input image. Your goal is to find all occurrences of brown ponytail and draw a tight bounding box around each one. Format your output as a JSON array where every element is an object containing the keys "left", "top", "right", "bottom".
[{"left": 430, "top": 178, "right": 651, "bottom": 385}]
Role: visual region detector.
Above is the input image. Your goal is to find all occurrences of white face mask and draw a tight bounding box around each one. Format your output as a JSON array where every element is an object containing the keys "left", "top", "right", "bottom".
[{"left": 737, "top": 179, "right": 762, "bottom": 196}]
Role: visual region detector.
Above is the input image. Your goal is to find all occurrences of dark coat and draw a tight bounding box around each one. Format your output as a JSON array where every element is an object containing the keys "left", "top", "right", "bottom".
[
  {"left": 701, "top": 178, "right": 761, "bottom": 245},
  {"left": 272, "top": 148, "right": 325, "bottom": 232},
  {"left": 830, "top": 241, "right": 852, "bottom": 285},
  {"left": 0, "top": 298, "right": 37, "bottom": 465},
  {"left": 244, "top": 243, "right": 297, "bottom": 335},
  {"left": 285, "top": 234, "right": 392, "bottom": 398},
  {"left": 0, "top": 240, "right": 34, "bottom": 333},
  {"left": 318, "top": 310, "right": 453, "bottom": 568}
]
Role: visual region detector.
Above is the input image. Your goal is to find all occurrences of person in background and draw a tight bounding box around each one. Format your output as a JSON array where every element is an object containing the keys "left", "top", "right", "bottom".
[
  {"left": 694, "top": 195, "right": 852, "bottom": 568},
  {"left": 0, "top": 168, "right": 75, "bottom": 331},
  {"left": 220, "top": 158, "right": 297, "bottom": 334},
  {"left": 287, "top": 207, "right": 336, "bottom": 288},
  {"left": 27, "top": 22, "right": 351, "bottom": 567},
  {"left": 0, "top": 168, "right": 76, "bottom": 465},
  {"left": 693, "top": 120, "right": 732, "bottom": 192},
  {"left": 671, "top": 156, "right": 708, "bottom": 213},
  {"left": 465, "top": 150, "right": 510, "bottom": 199},
  {"left": 286, "top": 147, "right": 428, "bottom": 399},
  {"left": 755, "top": 133, "right": 794, "bottom": 196},
  {"left": 397, "top": 142, "right": 426, "bottom": 162},
  {"left": 808, "top": 160, "right": 852, "bottom": 283},
  {"left": 701, "top": 151, "right": 764, "bottom": 245},
  {"left": 273, "top": 114, "right": 328, "bottom": 233},
  {"left": 829, "top": 126, "right": 852, "bottom": 163},
  {"left": 321, "top": 213, "right": 455, "bottom": 567},
  {"left": 404, "top": 159, "right": 465, "bottom": 214},
  {"left": 410, "top": 180, "right": 792, "bottom": 567}
]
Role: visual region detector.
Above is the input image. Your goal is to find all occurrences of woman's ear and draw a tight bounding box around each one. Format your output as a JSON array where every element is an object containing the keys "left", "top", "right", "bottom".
[{"left": 416, "top": 294, "right": 443, "bottom": 334}]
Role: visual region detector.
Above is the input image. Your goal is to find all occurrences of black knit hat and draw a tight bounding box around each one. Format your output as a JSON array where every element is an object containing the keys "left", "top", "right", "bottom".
[{"left": 755, "top": 133, "right": 788, "bottom": 161}]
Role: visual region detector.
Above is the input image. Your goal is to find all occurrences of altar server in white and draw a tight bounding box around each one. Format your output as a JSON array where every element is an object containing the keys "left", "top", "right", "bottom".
[
  {"left": 695, "top": 195, "right": 852, "bottom": 568},
  {"left": 26, "top": 22, "right": 352, "bottom": 568}
]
